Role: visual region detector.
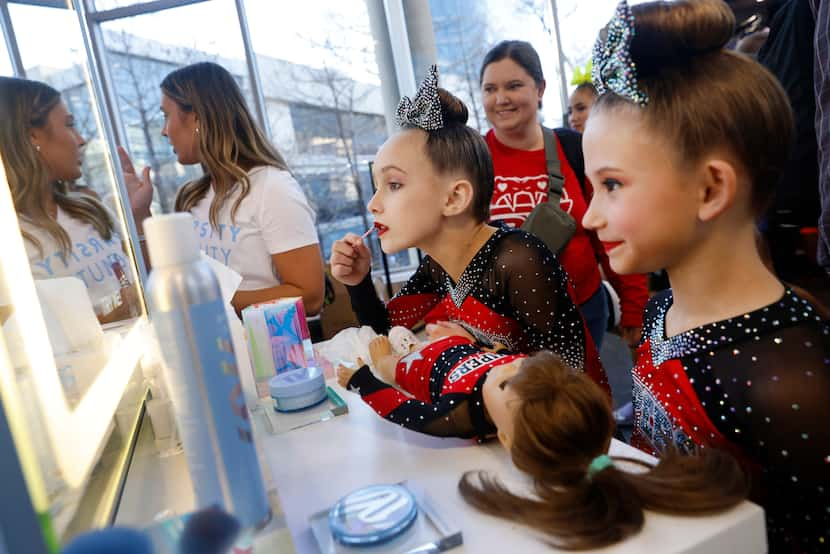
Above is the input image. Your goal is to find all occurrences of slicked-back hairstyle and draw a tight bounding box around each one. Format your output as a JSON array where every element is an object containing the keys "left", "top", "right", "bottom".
[
  {"left": 401, "top": 88, "right": 494, "bottom": 222},
  {"left": 593, "top": 0, "right": 794, "bottom": 217}
]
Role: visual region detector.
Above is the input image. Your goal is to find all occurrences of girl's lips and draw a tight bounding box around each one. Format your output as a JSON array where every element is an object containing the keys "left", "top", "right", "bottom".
[
  {"left": 374, "top": 222, "right": 389, "bottom": 236},
  {"left": 602, "top": 241, "right": 623, "bottom": 253}
]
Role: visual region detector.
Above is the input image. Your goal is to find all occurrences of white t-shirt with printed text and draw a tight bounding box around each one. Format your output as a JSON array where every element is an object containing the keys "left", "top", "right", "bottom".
[
  {"left": 189, "top": 166, "right": 318, "bottom": 291},
  {"left": 20, "top": 207, "right": 128, "bottom": 307}
]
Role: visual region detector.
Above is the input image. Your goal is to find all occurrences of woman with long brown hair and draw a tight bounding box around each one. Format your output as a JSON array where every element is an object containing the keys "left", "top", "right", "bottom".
[
  {"left": 0, "top": 76, "right": 149, "bottom": 322},
  {"left": 149, "top": 62, "right": 324, "bottom": 315}
]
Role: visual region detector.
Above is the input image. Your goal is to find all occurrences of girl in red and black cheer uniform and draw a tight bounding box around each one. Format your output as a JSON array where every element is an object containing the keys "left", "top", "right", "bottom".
[
  {"left": 583, "top": 1, "right": 830, "bottom": 551},
  {"left": 329, "top": 67, "right": 608, "bottom": 394}
]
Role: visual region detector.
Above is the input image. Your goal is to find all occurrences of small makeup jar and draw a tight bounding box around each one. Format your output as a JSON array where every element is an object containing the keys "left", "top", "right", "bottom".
[{"left": 269, "top": 366, "right": 327, "bottom": 412}]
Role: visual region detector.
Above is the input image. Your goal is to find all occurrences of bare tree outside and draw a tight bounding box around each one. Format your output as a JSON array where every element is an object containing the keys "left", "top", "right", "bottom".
[{"left": 429, "top": 0, "right": 492, "bottom": 130}]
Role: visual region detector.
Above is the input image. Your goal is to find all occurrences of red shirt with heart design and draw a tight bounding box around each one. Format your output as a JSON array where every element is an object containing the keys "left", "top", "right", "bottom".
[{"left": 486, "top": 130, "right": 599, "bottom": 307}]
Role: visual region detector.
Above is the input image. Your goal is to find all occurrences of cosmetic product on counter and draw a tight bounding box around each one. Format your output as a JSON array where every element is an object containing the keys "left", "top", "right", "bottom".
[
  {"left": 241, "top": 297, "right": 313, "bottom": 398},
  {"left": 328, "top": 484, "right": 418, "bottom": 546},
  {"left": 144, "top": 213, "right": 270, "bottom": 529},
  {"left": 269, "top": 366, "right": 326, "bottom": 412}
]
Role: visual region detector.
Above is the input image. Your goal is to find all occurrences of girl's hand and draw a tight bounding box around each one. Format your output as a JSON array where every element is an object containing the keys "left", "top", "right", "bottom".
[
  {"left": 330, "top": 233, "right": 372, "bottom": 286},
  {"left": 426, "top": 320, "right": 475, "bottom": 342},
  {"left": 118, "top": 146, "right": 153, "bottom": 225}
]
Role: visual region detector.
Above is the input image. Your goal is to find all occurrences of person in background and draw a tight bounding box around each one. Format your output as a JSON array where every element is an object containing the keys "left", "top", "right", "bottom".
[
  {"left": 568, "top": 82, "right": 597, "bottom": 134},
  {"left": 479, "top": 40, "right": 648, "bottom": 350},
  {"left": 139, "top": 62, "right": 324, "bottom": 316},
  {"left": 0, "top": 76, "right": 149, "bottom": 323},
  {"left": 582, "top": 1, "right": 830, "bottom": 550},
  {"left": 330, "top": 67, "right": 609, "bottom": 393}
]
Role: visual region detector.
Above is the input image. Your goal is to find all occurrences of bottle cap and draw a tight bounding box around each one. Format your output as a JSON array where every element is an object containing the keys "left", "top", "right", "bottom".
[{"left": 144, "top": 213, "right": 200, "bottom": 268}]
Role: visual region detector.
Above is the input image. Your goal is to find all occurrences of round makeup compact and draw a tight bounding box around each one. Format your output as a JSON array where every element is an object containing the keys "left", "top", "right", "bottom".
[
  {"left": 269, "top": 366, "right": 327, "bottom": 412},
  {"left": 328, "top": 484, "right": 418, "bottom": 546}
]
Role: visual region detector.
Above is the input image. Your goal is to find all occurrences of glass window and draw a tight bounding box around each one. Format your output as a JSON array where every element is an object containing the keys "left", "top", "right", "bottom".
[
  {"left": 430, "top": 0, "right": 566, "bottom": 129},
  {"left": 245, "top": 0, "right": 406, "bottom": 273},
  {"left": 0, "top": 34, "right": 12, "bottom": 76},
  {"left": 90, "top": 0, "right": 148, "bottom": 10},
  {"left": 99, "top": 0, "right": 251, "bottom": 214}
]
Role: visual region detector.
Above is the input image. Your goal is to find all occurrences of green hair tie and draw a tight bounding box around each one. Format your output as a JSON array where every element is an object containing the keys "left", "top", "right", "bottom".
[{"left": 586, "top": 454, "right": 614, "bottom": 480}]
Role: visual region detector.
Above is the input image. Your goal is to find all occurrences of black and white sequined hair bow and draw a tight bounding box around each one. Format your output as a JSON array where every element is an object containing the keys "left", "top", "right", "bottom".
[
  {"left": 395, "top": 64, "right": 443, "bottom": 131},
  {"left": 591, "top": 0, "right": 648, "bottom": 106}
]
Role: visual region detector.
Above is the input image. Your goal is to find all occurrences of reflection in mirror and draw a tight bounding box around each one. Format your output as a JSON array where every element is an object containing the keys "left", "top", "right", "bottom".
[
  {"left": 0, "top": 0, "right": 148, "bottom": 545},
  {"left": 5, "top": 2, "right": 142, "bottom": 322}
]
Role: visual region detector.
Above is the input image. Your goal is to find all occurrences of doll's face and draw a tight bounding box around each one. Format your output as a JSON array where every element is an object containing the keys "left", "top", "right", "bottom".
[{"left": 482, "top": 360, "right": 522, "bottom": 450}]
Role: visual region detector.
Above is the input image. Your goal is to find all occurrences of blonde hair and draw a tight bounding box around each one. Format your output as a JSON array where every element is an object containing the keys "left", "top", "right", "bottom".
[
  {"left": 163, "top": 62, "right": 288, "bottom": 228},
  {"left": 0, "top": 77, "right": 113, "bottom": 256}
]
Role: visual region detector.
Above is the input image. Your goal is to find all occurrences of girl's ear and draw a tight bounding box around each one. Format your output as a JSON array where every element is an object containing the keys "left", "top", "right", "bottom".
[
  {"left": 697, "top": 158, "right": 738, "bottom": 222},
  {"left": 443, "top": 179, "right": 475, "bottom": 217}
]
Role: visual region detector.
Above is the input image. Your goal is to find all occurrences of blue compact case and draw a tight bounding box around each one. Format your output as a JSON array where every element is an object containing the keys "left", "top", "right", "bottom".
[
  {"left": 328, "top": 484, "right": 418, "bottom": 546},
  {"left": 269, "top": 366, "right": 327, "bottom": 412}
]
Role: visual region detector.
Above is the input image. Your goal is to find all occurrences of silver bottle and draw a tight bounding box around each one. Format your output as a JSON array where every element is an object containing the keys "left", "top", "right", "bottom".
[{"left": 144, "top": 213, "right": 270, "bottom": 529}]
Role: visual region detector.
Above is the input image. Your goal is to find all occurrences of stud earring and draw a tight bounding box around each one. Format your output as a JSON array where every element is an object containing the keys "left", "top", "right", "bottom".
[
  {"left": 195, "top": 127, "right": 200, "bottom": 134},
  {"left": 34, "top": 144, "right": 41, "bottom": 152}
]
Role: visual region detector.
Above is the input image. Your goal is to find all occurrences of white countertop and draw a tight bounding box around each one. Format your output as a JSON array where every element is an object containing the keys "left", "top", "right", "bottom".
[{"left": 259, "top": 381, "right": 768, "bottom": 554}]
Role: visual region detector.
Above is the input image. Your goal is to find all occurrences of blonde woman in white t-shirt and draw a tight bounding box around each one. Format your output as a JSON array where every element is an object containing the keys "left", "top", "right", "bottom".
[
  {"left": 0, "top": 77, "right": 152, "bottom": 323},
  {"left": 146, "top": 62, "right": 324, "bottom": 316}
]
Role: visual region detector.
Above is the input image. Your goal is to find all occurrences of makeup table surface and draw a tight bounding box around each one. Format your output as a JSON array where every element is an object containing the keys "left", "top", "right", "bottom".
[
  {"left": 116, "top": 379, "right": 767, "bottom": 553},
  {"left": 258, "top": 380, "right": 767, "bottom": 554}
]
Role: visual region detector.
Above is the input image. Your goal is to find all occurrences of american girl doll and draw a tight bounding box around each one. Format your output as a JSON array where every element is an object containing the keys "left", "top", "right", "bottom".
[
  {"left": 329, "top": 67, "right": 608, "bottom": 392},
  {"left": 582, "top": 1, "right": 830, "bottom": 549},
  {"left": 337, "top": 342, "right": 748, "bottom": 550}
]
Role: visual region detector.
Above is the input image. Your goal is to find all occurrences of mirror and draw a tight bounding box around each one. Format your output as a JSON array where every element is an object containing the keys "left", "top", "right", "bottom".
[{"left": 0, "top": 0, "right": 147, "bottom": 544}]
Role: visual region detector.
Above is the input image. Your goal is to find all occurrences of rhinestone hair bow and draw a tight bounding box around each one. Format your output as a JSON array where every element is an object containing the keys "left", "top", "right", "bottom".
[
  {"left": 395, "top": 64, "right": 443, "bottom": 131},
  {"left": 591, "top": 0, "right": 648, "bottom": 106}
]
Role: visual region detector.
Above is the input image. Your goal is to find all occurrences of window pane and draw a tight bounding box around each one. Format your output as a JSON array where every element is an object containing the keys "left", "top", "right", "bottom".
[
  {"left": 99, "top": 0, "right": 250, "bottom": 215},
  {"left": 246, "top": 0, "right": 405, "bottom": 273},
  {"left": 91, "top": 0, "right": 148, "bottom": 10},
  {"left": 0, "top": 34, "right": 12, "bottom": 76},
  {"left": 430, "top": 0, "right": 566, "bottom": 129}
]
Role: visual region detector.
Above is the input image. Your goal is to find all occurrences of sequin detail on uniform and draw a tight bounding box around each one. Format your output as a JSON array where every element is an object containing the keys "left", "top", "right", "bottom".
[{"left": 632, "top": 287, "right": 830, "bottom": 552}]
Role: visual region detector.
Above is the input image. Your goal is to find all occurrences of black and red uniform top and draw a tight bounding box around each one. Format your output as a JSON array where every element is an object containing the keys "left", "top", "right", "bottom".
[
  {"left": 632, "top": 288, "right": 830, "bottom": 552},
  {"left": 347, "top": 226, "right": 608, "bottom": 393},
  {"left": 346, "top": 335, "right": 525, "bottom": 440}
]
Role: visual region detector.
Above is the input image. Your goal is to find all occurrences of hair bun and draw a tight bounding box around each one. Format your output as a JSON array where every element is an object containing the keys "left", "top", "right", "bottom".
[
  {"left": 630, "top": 0, "right": 735, "bottom": 77},
  {"left": 438, "top": 88, "right": 469, "bottom": 126}
]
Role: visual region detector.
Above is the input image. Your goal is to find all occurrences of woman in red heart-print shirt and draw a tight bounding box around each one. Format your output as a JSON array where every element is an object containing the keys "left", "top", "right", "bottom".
[{"left": 480, "top": 40, "right": 648, "bottom": 350}]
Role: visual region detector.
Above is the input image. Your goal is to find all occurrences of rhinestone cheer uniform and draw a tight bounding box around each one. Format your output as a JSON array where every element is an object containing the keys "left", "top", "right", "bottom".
[
  {"left": 632, "top": 288, "right": 830, "bottom": 552},
  {"left": 346, "top": 227, "right": 608, "bottom": 393}
]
